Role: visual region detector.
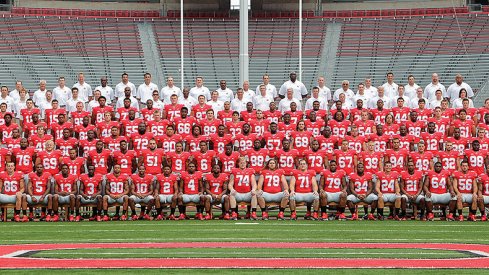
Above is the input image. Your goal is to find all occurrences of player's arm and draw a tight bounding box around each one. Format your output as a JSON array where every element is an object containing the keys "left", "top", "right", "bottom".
[
  {"left": 478, "top": 178, "right": 483, "bottom": 197},
  {"left": 257, "top": 174, "right": 264, "bottom": 191},
  {"left": 17, "top": 177, "right": 25, "bottom": 194},
  {"left": 319, "top": 174, "right": 325, "bottom": 191},
  {"left": 452, "top": 177, "right": 460, "bottom": 195},
  {"left": 197, "top": 178, "right": 204, "bottom": 195},
  {"left": 78, "top": 180, "right": 88, "bottom": 199},
  {"left": 473, "top": 178, "right": 479, "bottom": 195},
  {"left": 107, "top": 155, "right": 113, "bottom": 173},
  {"left": 341, "top": 175, "right": 348, "bottom": 194},
  {"left": 220, "top": 178, "right": 228, "bottom": 196},
  {"left": 203, "top": 178, "right": 211, "bottom": 195},
  {"left": 250, "top": 174, "right": 257, "bottom": 193},
  {"left": 129, "top": 178, "right": 136, "bottom": 197},
  {"left": 40, "top": 177, "right": 52, "bottom": 200},
  {"left": 348, "top": 178, "right": 358, "bottom": 197},
  {"left": 485, "top": 155, "right": 489, "bottom": 171},
  {"left": 227, "top": 175, "right": 235, "bottom": 193},
  {"left": 395, "top": 178, "right": 401, "bottom": 196},
  {"left": 415, "top": 176, "right": 424, "bottom": 197},
  {"left": 280, "top": 175, "right": 289, "bottom": 194},
  {"left": 399, "top": 178, "right": 408, "bottom": 195},
  {"left": 289, "top": 175, "right": 296, "bottom": 195},
  {"left": 27, "top": 177, "right": 34, "bottom": 196},
  {"left": 311, "top": 176, "right": 318, "bottom": 193},
  {"left": 122, "top": 179, "right": 130, "bottom": 197},
  {"left": 375, "top": 177, "right": 382, "bottom": 196},
  {"left": 147, "top": 177, "right": 155, "bottom": 196},
  {"left": 178, "top": 178, "right": 183, "bottom": 194}
]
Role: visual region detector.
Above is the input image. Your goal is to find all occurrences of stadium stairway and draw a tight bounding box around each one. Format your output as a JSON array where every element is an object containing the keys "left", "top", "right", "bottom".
[{"left": 138, "top": 22, "right": 165, "bottom": 88}]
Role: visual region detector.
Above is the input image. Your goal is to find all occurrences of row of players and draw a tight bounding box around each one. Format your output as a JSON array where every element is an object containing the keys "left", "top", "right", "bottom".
[{"left": 1, "top": 152, "right": 486, "bottom": 222}]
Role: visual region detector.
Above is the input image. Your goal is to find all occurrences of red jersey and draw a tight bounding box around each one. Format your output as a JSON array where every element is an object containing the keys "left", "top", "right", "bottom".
[
  {"left": 278, "top": 122, "right": 296, "bottom": 138},
  {"left": 217, "top": 110, "right": 233, "bottom": 124},
  {"left": 421, "top": 132, "right": 443, "bottom": 152},
  {"left": 465, "top": 150, "right": 488, "bottom": 175},
  {"left": 391, "top": 107, "right": 410, "bottom": 124},
  {"left": 116, "top": 107, "right": 138, "bottom": 122},
  {"left": 231, "top": 167, "right": 254, "bottom": 193},
  {"left": 112, "top": 150, "right": 137, "bottom": 175},
  {"left": 192, "top": 104, "right": 212, "bottom": 120},
  {"left": 315, "top": 135, "right": 338, "bottom": 155},
  {"left": 173, "top": 116, "right": 197, "bottom": 137},
  {"left": 79, "top": 138, "right": 98, "bottom": 158},
  {"left": 292, "top": 169, "right": 316, "bottom": 193},
  {"left": 61, "top": 157, "right": 84, "bottom": 176},
  {"left": 218, "top": 151, "right": 240, "bottom": 173},
  {"left": 192, "top": 150, "right": 216, "bottom": 173},
  {"left": 140, "top": 107, "right": 157, "bottom": 121},
  {"left": 140, "top": 148, "right": 165, "bottom": 175},
  {"left": 234, "top": 133, "right": 258, "bottom": 153},
  {"left": 240, "top": 110, "right": 257, "bottom": 122},
  {"left": 276, "top": 149, "right": 300, "bottom": 176},
  {"left": 87, "top": 149, "right": 111, "bottom": 174},
  {"left": 354, "top": 120, "right": 375, "bottom": 136},
  {"left": 246, "top": 148, "right": 269, "bottom": 173},
  {"left": 359, "top": 151, "right": 384, "bottom": 174},
  {"left": 209, "top": 134, "right": 232, "bottom": 154},
  {"left": 427, "top": 117, "right": 450, "bottom": 135},
  {"left": 180, "top": 171, "right": 203, "bottom": 195},
  {"left": 74, "top": 124, "right": 96, "bottom": 141},
  {"left": 156, "top": 173, "right": 178, "bottom": 195},
  {"left": 393, "top": 134, "right": 418, "bottom": 151},
  {"left": 285, "top": 110, "right": 303, "bottom": 125},
  {"left": 23, "top": 121, "right": 47, "bottom": 137},
  {"left": 160, "top": 134, "right": 183, "bottom": 153},
  {"left": 437, "top": 150, "right": 459, "bottom": 173},
  {"left": 50, "top": 122, "right": 73, "bottom": 140},
  {"left": 304, "top": 119, "right": 325, "bottom": 137},
  {"left": 130, "top": 132, "right": 154, "bottom": 151},
  {"left": 345, "top": 135, "right": 367, "bottom": 154},
  {"left": 445, "top": 137, "right": 468, "bottom": 156},
  {"left": 106, "top": 173, "right": 128, "bottom": 195},
  {"left": 147, "top": 119, "right": 171, "bottom": 138},
  {"left": 102, "top": 136, "right": 127, "bottom": 151},
  {"left": 303, "top": 149, "right": 327, "bottom": 174},
  {"left": 29, "top": 134, "right": 53, "bottom": 152},
  {"left": 131, "top": 174, "right": 154, "bottom": 194},
  {"left": 166, "top": 151, "right": 190, "bottom": 173},
  {"left": 376, "top": 171, "right": 400, "bottom": 193},
  {"left": 349, "top": 172, "right": 373, "bottom": 195},
  {"left": 205, "top": 173, "right": 229, "bottom": 195},
  {"left": 405, "top": 120, "right": 426, "bottom": 136},
  {"left": 400, "top": 170, "right": 424, "bottom": 195},
  {"left": 370, "top": 108, "right": 390, "bottom": 125},
  {"left": 321, "top": 169, "right": 346, "bottom": 193},
  {"left": 415, "top": 108, "right": 433, "bottom": 122},
  {"left": 4, "top": 137, "right": 20, "bottom": 150},
  {"left": 200, "top": 119, "right": 220, "bottom": 136},
  {"left": 12, "top": 147, "right": 35, "bottom": 173},
  {"left": 348, "top": 108, "right": 363, "bottom": 122},
  {"left": 0, "top": 148, "right": 10, "bottom": 172},
  {"left": 37, "top": 150, "right": 62, "bottom": 175},
  {"left": 0, "top": 123, "right": 20, "bottom": 141},
  {"left": 263, "top": 109, "right": 282, "bottom": 124},
  {"left": 46, "top": 108, "right": 67, "bottom": 127},
  {"left": 225, "top": 121, "right": 245, "bottom": 137},
  {"left": 328, "top": 120, "right": 350, "bottom": 138},
  {"left": 70, "top": 111, "right": 91, "bottom": 126},
  {"left": 452, "top": 119, "right": 474, "bottom": 138},
  {"left": 368, "top": 134, "right": 390, "bottom": 152},
  {"left": 54, "top": 174, "right": 77, "bottom": 193},
  {"left": 409, "top": 151, "right": 433, "bottom": 173},
  {"left": 0, "top": 171, "right": 23, "bottom": 195},
  {"left": 184, "top": 135, "right": 208, "bottom": 153},
  {"left": 385, "top": 149, "right": 409, "bottom": 172},
  {"left": 263, "top": 132, "right": 285, "bottom": 154},
  {"left": 97, "top": 121, "right": 119, "bottom": 138},
  {"left": 121, "top": 118, "right": 143, "bottom": 137},
  {"left": 426, "top": 170, "right": 450, "bottom": 194},
  {"left": 261, "top": 169, "right": 284, "bottom": 193},
  {"left": 453, "top": 170, "right": 477, "bottom": 194},
  {"left": 250, "top": 119, "right": 270, "bottom": 136},
  {"left": 291, "top": 131, "right": 311, "bottom": 155},
  {"left": 20, "top": 108, "right": 41, "bottom": 124},
  {"left": 479, "top": 174, "right": 489, "bottom": 196},
  {"left": 92, "top": 106, "right": 114, "bottom": 124},
  {"left": 383, "top": 124, "right": 400, "bottom": 136},
  {"left": 28, "top": 171, "right": 51, "bottom": 196},
  {"left": 334, "top": 149, "right": 356, "bottom": 174},
  {"left": 79, "top": 174, "right": 103, "bottom": 196},
  {"left": 55, "top": 137, "right": 78, "bottom": 156}
]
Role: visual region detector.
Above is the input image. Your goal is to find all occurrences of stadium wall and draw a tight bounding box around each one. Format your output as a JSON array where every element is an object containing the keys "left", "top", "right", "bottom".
[{"left": 321, "top": 0, "right": 465, "bottom": 11}]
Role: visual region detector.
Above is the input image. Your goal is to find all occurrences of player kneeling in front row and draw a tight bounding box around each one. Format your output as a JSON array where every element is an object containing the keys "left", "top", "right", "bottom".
[
  {"left": 130, "top": 165, "right": 155, "bottom": 221},
  {"left": 203, "top": 164, "right": 230, "bottom": 220},
  {"left": 155, "top": 165, "right": 179, "bottom": 220},
  {"left": 424, "top": 161, "right": 456, "bottom": 221},
  {"left": 319, "top": 160, "right": 348, "bottom": 220},
  {"left": 103, "top": 164, "right": 130, "bottom": 221},
  {"left": 347, "top": 162, "right": 377, "bottom": 220},
  {"left": 0, "top": 162, "right": 28, "bottom": 222},
  {"left": 228, "top": 156, "right": 258, "bottom": 220},
  {"left": 452, "top": 160, "right": 478, "bottom": 221},
  {"left": 257, "top": 159, "right": 289, "bottom": 220},
  {"left": 53, "top": 164, "right": 78, "bottom": 221},
  {"left": 77, "top": 165, "right": 103, "bottom": 221},
  {"left": 400, "top": 161, "right": 425, "bottom": 220},
  {"left": 27, "top": 164, "right": 54, "bottom": 221},
  {"left": 289, "top": 159, "right": 319, "bottom": 220},
  {"left": 375, "top": 162, "right": 401, "bottom": 220},
  {"left": 177, "top": 162, "right": 204, "bottom": 220}
]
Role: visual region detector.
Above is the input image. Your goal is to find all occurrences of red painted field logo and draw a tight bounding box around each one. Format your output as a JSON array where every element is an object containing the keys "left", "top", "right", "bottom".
[{"left": 1, "top": 242, "right": 489, "bottom": 269}]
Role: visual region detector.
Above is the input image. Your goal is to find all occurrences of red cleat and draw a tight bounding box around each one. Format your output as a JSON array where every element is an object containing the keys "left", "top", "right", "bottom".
[
  {"left": 277, "top": 211, "right": 285, "bottom": 220},
  {"left": 120, "top": 215, "right": 127, "bottom": 221},
  {"left": 223, "top": 213, "right": 230, "bottom": 220},
  {"left": 458, "top": 215, "right": 464, "bottom": 222},
  {"left": 22, "top": 216, "right": 29, "bottom": 222},
  {"left": 290, "top": 211, "right": 297, "bottom": 220},
  {"left": 245, "top": 212, "right": 251, "bottom": 220},
  {"left": 311, "top": 212, "right": 319, "bottom": 220},
  {"left": 168, "top": 214, "right": 176, "bottom": 220},
  {"left": 250, "top": 211, "right": 258, "bottom": 220},
  {"left": 45, "top": 215, "right": 51, "bottom": 222},
  {"left": 320, "top": 212, "right": 328, "bottom": 221},
  {"left": 143, "top": 214, "right": 151, "bottom": 221},
  {"left": 394, "top": 215, "right": 401, "bottom": 221},
  {"left": 178, "top": 214, "right": 186, "bottom": 220},
  {"left": 69, "top": 215, "right": 75, "bottom": 222},
  {"left": 351, "top": 213, "right": 358, "bottom": 220},
  {"left": 112, "top": 215, "right": 120, "bottom": 221},
  {"left": 131, "top": 215, "right": 139, "bottom": 221},
  {"left": 262, "top": 212, "right": 269, "bottom": 220},
  {"left": 75, "top": 215, "right": 81, "bottom": 222},
  {"left": 468, "top": 214, "right": 476, "bottom": 222},
  {"left": 155, "top": 214, "right": 164, "bottom": 221},
  {"left": 14, "top": 214, "right": 20, "bottom": 222},
  {"left": 231, "top": 212, "right": 238, "bottom": 220},
  {"left": 427, "top": 213, "right": 435, "bottom": 221},
  {"left": 52, "top": 215, "right": 59, "bottom": 222},
  {"left": 338, "top": 213, "right": 346, "bottom": 220},
  {"left": 304, "top": 211, "right": 312, "bottom": 220},
  {"left": 482, "top": 215, "right": 488, "bottom": 222},
  {"left": 95, "top": 215, "right": 101, "bottom": 222},
  {"left": 447, "top": 213, "right": 455, "bottom": 221},
  {"left": 204, "top": 214, "right": 212, "bottom": 220},
  {"left": 367, "top": 213, "right": 376, "bottom": 220}
]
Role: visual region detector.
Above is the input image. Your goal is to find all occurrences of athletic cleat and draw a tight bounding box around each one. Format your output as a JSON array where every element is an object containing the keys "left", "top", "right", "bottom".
[
  {"left": 400, "top": 217, "right": 407, "bottom": 221},
  {"left": 131, "top": 215, "right": 139, "bottom": 221},
  {"left": 112, "top": 215, "right": 120, "bottom": 221},
  {"left": 262, "top": 212, "right": 269, "bottom": 220},
  {"left": 420, "top": 215, "right": 427, "bottom": 221},
  {"left": 155, "top": 214, "right": 164, "bottom": 221},
  {"left": 351, "top": 213, "right": 358, "bottom": 220},
  {"left": 75, "top": 215, "right": 81, "bottom": 222},
  {"left": 95, "top": 215, "right": 101, "bottom": 222},
  {"left": 427, "top": 213, "right": 435, "bottom": 221},
  {"left": 52, "top": 215, "right": 59, "bottom": 222},
  {"left": 250, "top": 211, "right": 258, "bottom": 220},
  {"left": 290, "top": 211, "right": 297, "bottom": 220},
  {"left": 29, "top": 212, "right": 34, "bottom": 221},
  {"left": 311, "top": 212, "right": 319, "bottom": 220},
  {"left": 14, "top": 214, "right": 20, "bottom": 222},
  {"left": 320, "top": 212, "right": 328, "bottom": 221},
  {"left": 245, "top": 212, "right": 251, "bottom": 220},
  {"left": 338, "top": 213, "right": 346, "bottom": 220},
  {"left": 120, "top": 215, "right": 127, "bottom": 221},
  {"left": 178, "top": 214, "right": 186, "bottom": 220},
  {"left": 367, "top": 213, "right": 376, "bottom": 220},
  {"left": 387, "top": 215, "right": 393, "bottom": 220},
  {"left": 377, "top": 215, "right": 384, "bottom": 221},
  {"left": 198, "top": 213, "right": 205, "bottom": 221},
  {"left": 458, "top": 215, "right": 464, "bottom": 222},
  {"left": 447, "top": 213, "right": 455, "bottom": 221},
  {"left": 482, "top": 215, "right": 488, "bottom": 222},
  {"left": 468, "top": 214, "right": 476, "bottom": 222},
  {"left": 22, "top": 216, "right": 29, "bottom": 222},
  {"left": 45, "top": 215, "right": 51, "bottom": 222},
  {"left": 304, "top": 211, "right": 312, "bottom": 220},
  {"left": 231, "top": 212, "right": 238, "bottom": 221},
  {"left": 223, "top": 213, "right": 230, "bottom": 220},
  {"left": 394, "top": 215, "right": 401, "bottom": 221},
  {"left": 39, "top": 213, "right": 46, "bottom": 222},
  {"left": 277, "top": 211, "right": 285, "bottom": 220},
  {"left": 69, "top": 215, "right": 75, "bottom": 222},
  {"left": 168, "top": 214, "right": 176, "bottom": 220},
  {"left": 142, "top": 214, "right": 151, "bottom": 221},
  {"left": 205, "top": 214, "right": 212, "bottom": 220}
]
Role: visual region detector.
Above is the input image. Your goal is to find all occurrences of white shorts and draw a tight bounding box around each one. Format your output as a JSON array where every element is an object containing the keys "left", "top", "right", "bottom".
[
  {"left": 57, "top": 194, "right": 74, "bottom": 204},
  {"left": 158, "top": 194, "right": 174, "bottom": 204},
  {"left": 401, "top": 194, "right": 425, "bottom": 204},
  {"left": 0, "top": 194, "right": 17, "bottom": 204},
  {"left": 258, "top": 191, "right": 286, "bottom": 203},
  {"left": 106, "top": 195, "right": 127, "bottom": 204},
  {"left": 205, "top": 194, "right": 227, "bottom": 204},
  {"left": 130, "top": 195, "right": 154, "bottom": 204},
  {"left": 461, "top": 193, "right": 475, "bottom": 204},
  {"left": 78, "top": 195, "right": 101, "bottom": 204},
  {"left": 483, "top": 195, "right": 489, "bottom": 205},
  {"left": 182, "top": 194, "right": 201, "bottom": 204},
  {"left": 425, "top": 193, "right": 456, "bottom": 204},
  {"left": 325, "top": 191, "right": 343, "bottom": 203},
  {"left": 232, "top": 192, "right": 253, "bottom": 203},
  {"left": 27, "top": 195, "right": 49, "bottom": 205},
  {"left": 290, "top": 192, "right": 319, "bottom": 203},
  {"left": 347, "top": 193, "right": 378, "bottom": 204},
  {"left": 381, "top": 193, "right": 401, "bottom": 203}
]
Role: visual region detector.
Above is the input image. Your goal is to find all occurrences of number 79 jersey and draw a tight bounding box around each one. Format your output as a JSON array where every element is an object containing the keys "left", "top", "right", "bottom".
[
  {"left": 106, "top": 173, "right": 128, "bottom": 195},
  {"left": 180, "top": 171, "right": 203, "bottom": 195},
  {"left": 291, "top": 169, "right": 316, "bottom": 193},
  {"left": 320, "top": 169, "right": 346, "bottom": 193}
]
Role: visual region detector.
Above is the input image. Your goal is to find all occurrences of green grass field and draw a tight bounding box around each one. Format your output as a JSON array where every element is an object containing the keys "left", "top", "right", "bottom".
[{"left": 2, "top": 220, "right": 489, "bottom": 274}]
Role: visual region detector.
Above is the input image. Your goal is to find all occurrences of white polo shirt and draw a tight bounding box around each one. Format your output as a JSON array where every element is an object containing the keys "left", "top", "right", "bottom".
[{"left": 137, "top": 82, "right": 159, "bottom": 104}]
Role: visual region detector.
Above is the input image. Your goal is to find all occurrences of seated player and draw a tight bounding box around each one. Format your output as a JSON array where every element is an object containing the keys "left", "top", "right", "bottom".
[
  {"left": 155, "top": 165, "right": 179, "bottom": 220},
  {"left": 177, "top": 162, "right": 204, "bottom": 220},
  {"left": 257, "top": 159, "right": 289, "bottom": 220},
  {"left": 347, "top": 162, "right": 377, "bottom": 220},
  {"left": 203, "top": 164, "right": 229, "bottom": 220},
  {"left": 103, "top": 164, "right": 130, "bottom": 221},
  {"left": 319, "top": 160, "right": 347, "bottom": 220},
  {"left": 129, "top": 165, "right": 155, "bottom": 221},
  {"left": 53, "top": 164, "right": 78, "bottom": 221},
  {"left": 228, "top": 156, "right": 258, "bottom": 220},
  {"left": 77, "top": 165, "right": 103, "bottom": 221},
  {"left": 424, "top": 162, "right": 456, "bottom": 221},
  {"left": 400, "top": 161, "right": 425, "bottom": 220},
  {"left": 26, "top": 164, "right": 53, "bottom": 221},
  {"left": 477, "top": 171, "right": 489, "bottom": 221},
  {"left": 452, "top": 160, "right": 478, "bottom": 221},
  {"left": 0, "top": 162, "right": 27, "bottom": 222},
  {"left": 375, "top": 162, "right": 401, "bottom": 220},
  {"left": 289, "top": 159, "right": 319, "bottom": 220}
]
